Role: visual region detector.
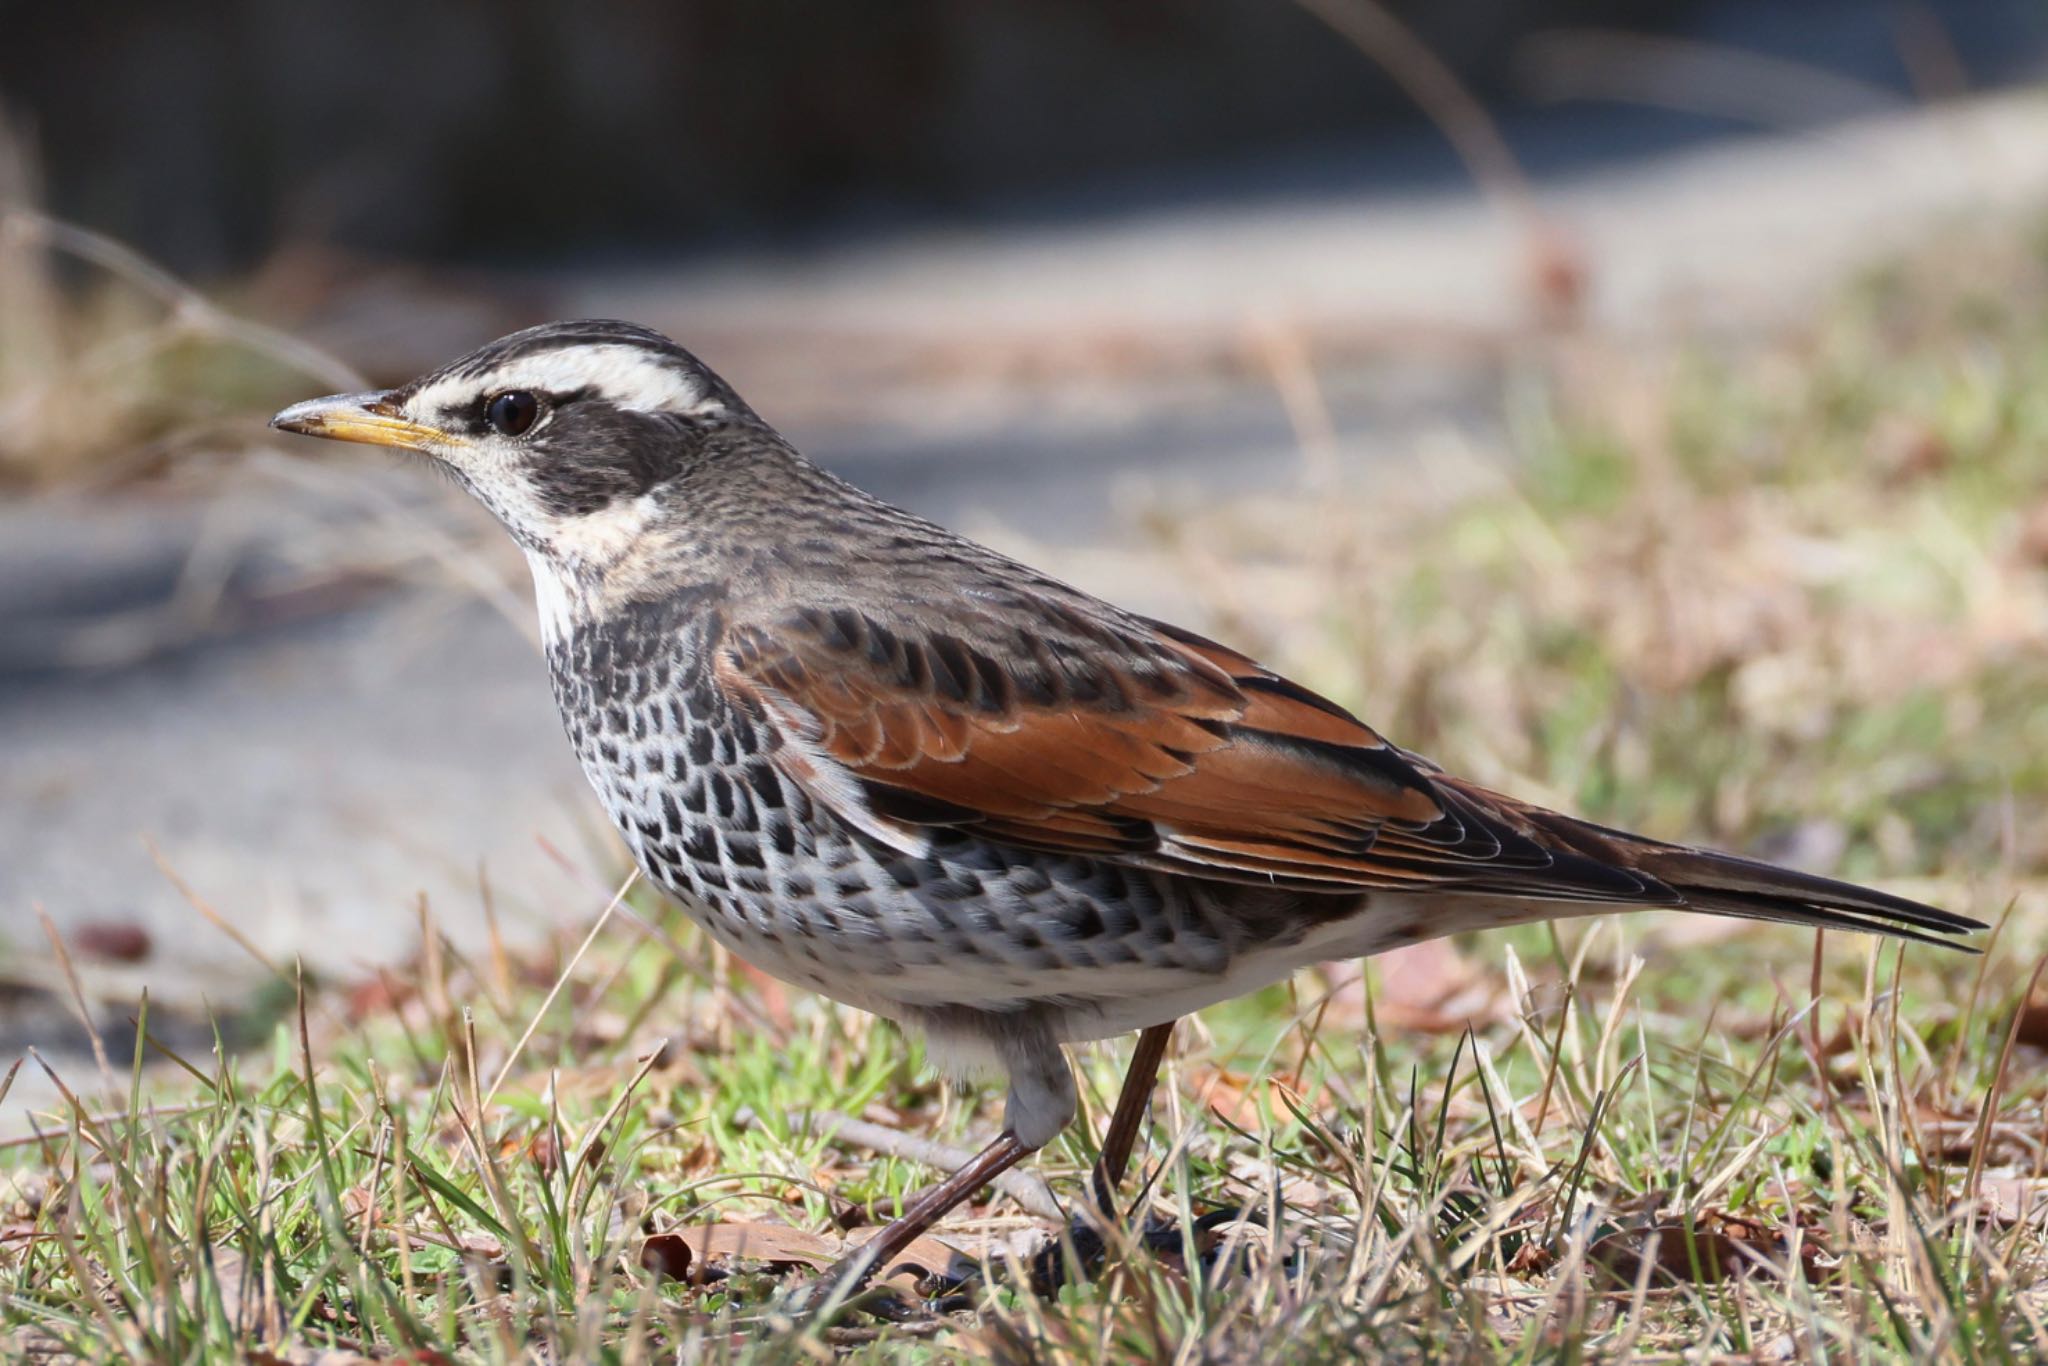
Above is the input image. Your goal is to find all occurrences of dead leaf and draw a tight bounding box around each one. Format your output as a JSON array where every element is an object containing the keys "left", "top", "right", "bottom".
[
  {"left": 1505, "top": 1237, "right": 1554, "bottom": 1276},
  {"left": 1322, "top": 940, "right": 1504, "bottom": 1033},
  {"left": 640, "top": 1221, "right": 838, "bottom": 1280},
  {"left": 1848, "top": 1098, "right": 2041, "bottom": 1168},
  {"left": 527, "top": 1133, "right": 560, "bottom": 1176},
  {"left": 670, "top": 1136, "right": 720, "bottom": 1181},
  {"left": 72, "top": 921, "right": 151, "bottom": 963},
  {"left": 1975, "top": 1175, "right": 2048, "bottom": 1227},
  {"left": 639, "top": 1221, "right": 972, "bottom": 1291},
  {"left": 1189, "top": 1067, "right": 1318, "bottom": 1129},
  {"left": 844, "top": 1229, "right": 968, "bottom": 1287},
  {"left": 342, "top": 977, "right": 409, "bottom": 1020},
  {"left": 638, "top": 1232, "right": 694, "bottom": 1282},
  {"left": 1190, "top": 1066, "right": 1259, "bottom": 1128},
  {"left": 1377, "top": 939, "right": 1471, "bottom": 1003}
]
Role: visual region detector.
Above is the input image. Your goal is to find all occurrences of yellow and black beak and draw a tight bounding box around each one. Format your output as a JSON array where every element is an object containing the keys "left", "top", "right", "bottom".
[{"left": 270, "top": 392, "right": 460, "bottom": 452}]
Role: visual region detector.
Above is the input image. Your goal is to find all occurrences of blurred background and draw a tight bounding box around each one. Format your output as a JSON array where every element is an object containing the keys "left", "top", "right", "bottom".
[{"left": 3, "top": 0, "right": 2047, "bottom": 1112}]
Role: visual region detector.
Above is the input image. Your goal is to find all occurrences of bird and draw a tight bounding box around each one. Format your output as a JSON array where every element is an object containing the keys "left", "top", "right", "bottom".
[{"left": 273, "top": 319, "right": 1980, "bottom": 1308}]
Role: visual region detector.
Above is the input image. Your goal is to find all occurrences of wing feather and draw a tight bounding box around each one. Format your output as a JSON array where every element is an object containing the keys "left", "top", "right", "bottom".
[{"left": 718, "top": 604, "right": 1669, "bottom": 902}]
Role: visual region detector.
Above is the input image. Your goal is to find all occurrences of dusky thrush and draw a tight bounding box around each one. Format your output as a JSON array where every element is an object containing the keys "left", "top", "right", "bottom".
[{"left": 274, "top": 320, "right": 1979, "bottom": 1302}]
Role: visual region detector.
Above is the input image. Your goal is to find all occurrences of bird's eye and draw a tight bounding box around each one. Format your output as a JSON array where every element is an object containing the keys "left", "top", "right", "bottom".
[{"left": 485, "top": 390, "right": 541, "bottom": 436}]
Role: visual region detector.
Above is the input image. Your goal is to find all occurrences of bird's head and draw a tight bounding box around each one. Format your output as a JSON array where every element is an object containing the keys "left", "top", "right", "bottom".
[{"left": 272, "top": 320, "right": 757, "bottom": 564}]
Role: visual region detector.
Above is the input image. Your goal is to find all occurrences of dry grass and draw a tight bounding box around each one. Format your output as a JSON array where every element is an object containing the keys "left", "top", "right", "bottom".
[
  {"left": 0, "top": 107, "right": 361, "bottom": 491},
  {"left": 1, "top": 219, "right": 2046, "bottom": 1362}
]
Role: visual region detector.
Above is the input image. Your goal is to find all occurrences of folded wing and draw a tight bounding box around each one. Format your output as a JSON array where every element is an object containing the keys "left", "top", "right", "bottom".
[{"left": 718, "top": 603, "right": 1672, "bottom": 904}]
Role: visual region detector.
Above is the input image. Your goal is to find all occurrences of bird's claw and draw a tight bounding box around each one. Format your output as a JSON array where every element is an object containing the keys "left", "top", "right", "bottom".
[
  {"left": 771, "top": 1272, "right": 929, "bottom": 1326},
  {"left": 1029, "top": 1202, "right": 1271, "bottom": 1295}
]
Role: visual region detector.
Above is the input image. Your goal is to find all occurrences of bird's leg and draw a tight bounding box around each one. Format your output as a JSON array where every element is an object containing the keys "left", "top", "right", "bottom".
[
  {"left": 1089, "top": 1021, "right": 1175, "bottom": 1220},
  {"left": 1023, "top": 1022, "right": 1177, "bottom": 1296},
  {"left": 811, "top": 1128, "right": 1035, "bottom": 1311},
  {"left": 1046, "top": 1021, "right": 1274, "bottom": 1297},
  {"left": 816, "top": 1021, "right": 1177, "bottom": 1311},
  {"left": 802, "top": 1017, "right": 1075, "bottom": 1316}
]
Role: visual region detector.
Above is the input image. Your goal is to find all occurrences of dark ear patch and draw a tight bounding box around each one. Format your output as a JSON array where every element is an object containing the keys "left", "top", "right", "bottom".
[{"left": 524, "top": 403, "right": 693, "bottom": 516}]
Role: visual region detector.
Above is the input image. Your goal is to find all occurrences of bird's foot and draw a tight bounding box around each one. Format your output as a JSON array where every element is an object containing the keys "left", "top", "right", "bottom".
[
  {"left": 770, "top": 1233, "right": 986, "bottom": 1324},
  {"left": 769, "top": 1265, "right": 930, "bottom": 1326},
  {"left": 769, "top": 1204, "right": 1274, "bottom": 1322},
  {"left": 1025, "top": 1203, "right": 1271, "bottom": 1296}
]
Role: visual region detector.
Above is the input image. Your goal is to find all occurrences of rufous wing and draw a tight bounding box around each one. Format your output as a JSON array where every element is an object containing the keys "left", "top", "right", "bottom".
[{"left": 717, "top": 604, "right": 1664, "bottom": 901}]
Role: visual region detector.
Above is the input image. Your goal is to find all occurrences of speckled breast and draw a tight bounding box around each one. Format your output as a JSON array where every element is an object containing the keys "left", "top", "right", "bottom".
[
  {"left": 540, "top": 597, "right": 1335, "bottom": 1038},
  {"left": 544, "top": 602, "right": 848, "bottom": 994}
]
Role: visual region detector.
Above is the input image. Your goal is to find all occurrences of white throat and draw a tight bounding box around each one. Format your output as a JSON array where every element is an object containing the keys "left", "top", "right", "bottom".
[
  {"left": 523, "top": 493, "right": 664, "bottom": 644},
  {"left": 526, "top": 550, "right": 585, "bottom": 646}
]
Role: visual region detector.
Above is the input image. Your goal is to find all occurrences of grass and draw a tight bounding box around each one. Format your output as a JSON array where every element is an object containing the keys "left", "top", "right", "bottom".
[{"left": 4, "top": 219, "right": 2048, "bottom": 1362}]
